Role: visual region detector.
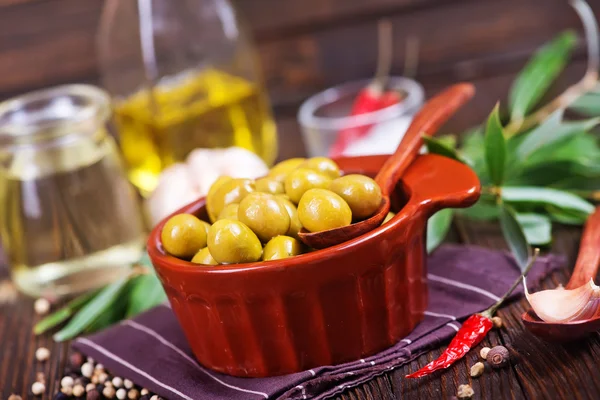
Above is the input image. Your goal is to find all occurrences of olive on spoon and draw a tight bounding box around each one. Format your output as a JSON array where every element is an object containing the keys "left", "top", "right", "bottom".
[
  {"left": 298, "top": 82, "right": 476, "bottom": 250},
  {"left": 522, "top": 206, "right": 600, "bottom": 341}
]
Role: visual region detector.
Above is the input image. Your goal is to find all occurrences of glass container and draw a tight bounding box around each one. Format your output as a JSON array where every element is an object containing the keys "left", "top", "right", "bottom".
[
  {"left": 0, "top": 84, "right": 146, "bottom": 298},
  {"left": 97, "top": 0, "right": 278, "bottom": 196},
  {"left": 298, "top": 77, "right": 425, "bottom": 157}
]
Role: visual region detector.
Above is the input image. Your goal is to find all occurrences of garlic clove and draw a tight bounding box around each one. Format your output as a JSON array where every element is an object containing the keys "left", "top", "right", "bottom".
[
  {"left": 146, "top": 163, "right": 200, "bottom": 226},
  {"left": 524, "top": 277, "right": 600, "bottom": 323}
]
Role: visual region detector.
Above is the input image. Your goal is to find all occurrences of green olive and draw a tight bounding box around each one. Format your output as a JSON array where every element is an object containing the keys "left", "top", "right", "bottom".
[
  {"left": 237, "top": 192, "right": 291, "bottom": 242},
  {"left": 329, "top": 174, "right": 382, "bottom": 220},
  {"left": 255, "top": 177, "right": 285, "bottom": 194},
  {"left": 191, "top": 247, "right": 218, "bottom": 265},
  {"left": 206, "top": 178, "right": 255, "bottom": 223},
  {"left": 383, "top": 211, "right": 395, "bottom": 225},
  {"left": 284, "top": 168, "right": 332, "bottom": 204},
  {"left": 160, "top": 213, "right": 208, "bottom": 259},
  {"left": 297, "top": 188, "right": 352, "bottom": 232},
  {"left": 262, "top": 236, "right": 304, "bottom": 261},
  {"left": 268, "top": 158, "right": 306, "bottom": 182},
  {"left": 207, "top": 219, "right": 262, "bottom": 264},
  {"left": 217, "top": 203, "right": 239, "bottom": 221},
  {"left": 299, "top": 157, "right": 341, "bottom": 179},
  {"left": 278, "top": 196, "right": 303, "bottom": 239},
  {"left": 199, "top": 219, "right": 211, "bottom": 235}
]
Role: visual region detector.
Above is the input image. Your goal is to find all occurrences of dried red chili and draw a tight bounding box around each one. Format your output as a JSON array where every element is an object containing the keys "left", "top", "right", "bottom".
[{"left": 406, "top": 249, "right": 540, "bottom": 379}]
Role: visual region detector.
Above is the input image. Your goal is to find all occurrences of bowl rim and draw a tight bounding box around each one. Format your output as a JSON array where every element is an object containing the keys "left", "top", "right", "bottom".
[{"left": 147, "top": 154, "right": 422, "bottom": 275}]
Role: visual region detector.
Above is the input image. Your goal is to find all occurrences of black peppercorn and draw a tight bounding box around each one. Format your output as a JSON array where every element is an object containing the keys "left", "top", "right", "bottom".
[
  {"left": 486, "top": 345, "right": 510, "bottom": 368},
  {"left": 70, "top": 352, "right": 84, "bottom": 368},
  {"left": 139, "top": 396, "right": 150, "bottom": 400},
  {"left": 87, "top": 390, "right": 101, "bottom": 400},
  {"left": 53, "top": 392, "right": 70, "bottom": 400}
]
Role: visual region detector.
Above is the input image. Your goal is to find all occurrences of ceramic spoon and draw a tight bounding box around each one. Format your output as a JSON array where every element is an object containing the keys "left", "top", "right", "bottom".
[
  {"left": 522, "top": 206, "right": 600, "bottom": 341},
  {"left": 298, "top": 82, "right": 476, "bottom": 250}
]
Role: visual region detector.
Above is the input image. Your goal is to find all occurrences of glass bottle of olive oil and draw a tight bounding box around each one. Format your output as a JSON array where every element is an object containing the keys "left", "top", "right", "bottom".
[{"left": 97, "top": 0, "right": 278, "bottom": 196}]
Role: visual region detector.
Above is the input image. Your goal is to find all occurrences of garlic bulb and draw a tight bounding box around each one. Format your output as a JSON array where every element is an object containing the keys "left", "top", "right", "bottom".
[
  {"left": 524, "top": 277, "right": 600, "bottom": 323},
  {"left": 146, "top": 147, "right": 269, "bottom": 226}
]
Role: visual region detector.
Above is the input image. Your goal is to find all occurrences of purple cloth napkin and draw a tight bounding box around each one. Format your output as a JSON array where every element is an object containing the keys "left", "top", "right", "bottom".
[{"left": 73, "top": 245, "right": 563, "bottom": 400}]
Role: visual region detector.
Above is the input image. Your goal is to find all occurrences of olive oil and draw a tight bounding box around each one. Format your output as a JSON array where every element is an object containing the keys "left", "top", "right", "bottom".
[
  {"left": 114, "top": 69, "right": 278, "bottom": 195},
  {"left": 0, "top": 133, "right": 146, "bottom": 297}
]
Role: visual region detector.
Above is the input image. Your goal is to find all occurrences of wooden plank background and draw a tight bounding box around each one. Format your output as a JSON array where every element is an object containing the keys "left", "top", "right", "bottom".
[{"left": 0, "top": 0, "right": 599, "bottom": 149}]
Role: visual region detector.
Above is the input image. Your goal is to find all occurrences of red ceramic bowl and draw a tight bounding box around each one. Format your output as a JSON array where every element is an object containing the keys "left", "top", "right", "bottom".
[{"left": 147, "top": 153, "right": 480, "bottom": 378}]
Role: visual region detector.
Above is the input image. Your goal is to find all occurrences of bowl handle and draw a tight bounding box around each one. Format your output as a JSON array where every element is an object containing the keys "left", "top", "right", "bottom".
[{"left": 402, "top": 154, "right": 481, "bottom": 218}]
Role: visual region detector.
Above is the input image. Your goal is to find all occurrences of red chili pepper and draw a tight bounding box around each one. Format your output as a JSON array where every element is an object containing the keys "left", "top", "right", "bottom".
[
  {"left": 328, "top": 87, "right": 389, "bottom": 158},
  {"left": 405, "top": 249, "right": 541, "bottom": 379},
  {"left": 328, "top": 20, "right": 395, "bottom": 158},
  {"left": 405, "top": 314, "right": 492, "bottom": 378}
]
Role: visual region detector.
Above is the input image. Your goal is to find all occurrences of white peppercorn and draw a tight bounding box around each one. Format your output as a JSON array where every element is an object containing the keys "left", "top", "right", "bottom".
[
  {"left": 492, "top": 316, "right": 503, "bottom": 329},
  {"left": 98, "top": 372, "right": 109, "bottom": 384},
  {"left": 61, "top": 386, "right": 73, "bottom": 396},
  {"left": 457, "top": 384, "right": 474, "bottom": 399},
  {"left": 128, "top": 389, "right": 140, "bottom": 400},
  {"left": 116, "top": 388, "right": 127, "bottom": 400},
  {"left": 124, "top": 379, "right": 134, "bottom": 389},
  {"left": 95, "top": 363, "right": 105, "bottom": 371},
  {"left": 87, "top": 357, "right": 95, "bottom": 364},
  {"left": 479, "top": 346, "right": 491, "bottom": 359},
  {"left": 61, "top": 376, "right": 74, "bottom": 388},
  {"left": 141, "top": 388, "right": 149, "bottom": 396},
  {"left": 73, "top": 384, "right": 85, "bottom": 397},
  {"left": 34, "top": 298, "right": 50, "bottom": 315},
  {"left": 470, "top": 362, "right": 485, "bottom": 378},
  {"left": 81, "top": 362, "right": 94, "bottom": 378},
  {"left": 113, "top": 376, "right": 124, "bottom": 388},
  {"left": 35, "top": 347, "right": 50, "bottom": 362},
  {"left": 86, "top": 383, "right": 96, "bottom": 392},
  {"left": 103, "top": 386, "right": 116, "bottom": 399},
  {"left": 9, "top": 394, "right": 23, "bottom": 400},
  {"left": 31, "top": 381, "right": 45, "bottom": 396}
]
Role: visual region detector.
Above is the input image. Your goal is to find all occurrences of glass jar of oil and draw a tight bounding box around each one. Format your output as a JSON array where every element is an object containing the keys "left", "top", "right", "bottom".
[
  {"left": 97, "top": 0, "right": 278, "bottom": 196},
  {"left": 0, "top": 85, "right": 146, "bottom": 297}
]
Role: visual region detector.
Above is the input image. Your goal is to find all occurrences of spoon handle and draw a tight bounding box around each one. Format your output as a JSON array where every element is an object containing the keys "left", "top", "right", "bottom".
[
  {"left": 375, "top": 83, "right": 475, "bottom": 196},
  {"left": 566, "top": 206, "right": 600, "bottom": 289}
]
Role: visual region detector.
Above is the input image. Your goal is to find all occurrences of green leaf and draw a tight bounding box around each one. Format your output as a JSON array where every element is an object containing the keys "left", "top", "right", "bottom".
[
  {"left": 501, "top": 186, "right": 595, "bottom": 216},
  {"left": 86, "top": 294, "right": 128, "bottom": 333},
  {"left": 552, "top": 176, "right": 600, "bottom": 191},
  {"left": 515, "top": 213, "right": 552, "bottom": 245},
  {"left": 527, "top": 133, "right": 600, "bottom": 165},
  {"left": 33, "top": 290, "right": 99, "bottom": 335},
  {"left": 437, "top": 134, "right": 458, "bottom": 148},
  {"left": 458, "top": 196, "right": 499, "bottom": 221},
  {"left": 508, "top": 159, "right": 600, "bottom": 187},
  {"left": 509, "top": 31, "right": 577, "bottom": 120},
  {"left": 126, "top": 273, "right": 167, "bottom": 317},
  {"left": 484, "top": 104, "right": 507, "bottom": 186},
  {"left": 569, "top": 89, "right": 600, "bottom": 116},
  {"left": 423, "top": 136, "right": 462, "bottom": 162},
  {"left": 514, "top": 109, "right": 600, "bottom": 161},
  {"left": 545, "top": 205, "right": 590, "bottom": 225},
  {"left": 53, "top": 276, "right": 130, "bottom": 342},
  {"left": 426, "top": 209, "right": 454, "bottom": 253},
  {"left": 499, "top": 203, "right": 532, "bottom": 270}
]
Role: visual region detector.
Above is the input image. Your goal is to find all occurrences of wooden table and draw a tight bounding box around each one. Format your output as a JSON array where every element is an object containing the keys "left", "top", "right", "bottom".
[{"left": 0, "top": 216, "right": 595, "bottom": 399}]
